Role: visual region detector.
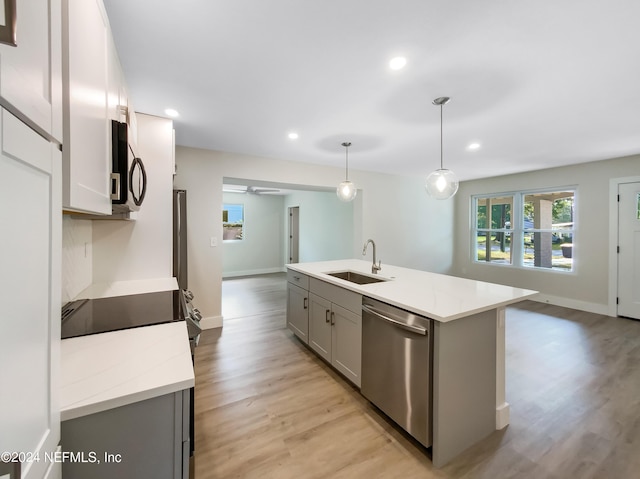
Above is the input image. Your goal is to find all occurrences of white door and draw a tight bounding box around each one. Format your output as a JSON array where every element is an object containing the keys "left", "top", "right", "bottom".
[
  {"left": 0, "top": 109, "right": 61, "bottom": 479},
  {"left": 617, "top": 181, "right": 640, "bottom": 319}
]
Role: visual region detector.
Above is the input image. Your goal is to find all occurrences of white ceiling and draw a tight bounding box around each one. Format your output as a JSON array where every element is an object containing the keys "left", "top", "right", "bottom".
[{"left": 103, "top": 0, "right": 640, "bottom": 182}]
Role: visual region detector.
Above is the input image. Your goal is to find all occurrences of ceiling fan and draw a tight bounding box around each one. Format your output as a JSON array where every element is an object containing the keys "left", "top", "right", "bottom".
[
  {"left": 247, "top": 186, "right": 280, "bottom": 195},
  {"left": 223, "top": 185, "right": 281, "bottom": 195}
]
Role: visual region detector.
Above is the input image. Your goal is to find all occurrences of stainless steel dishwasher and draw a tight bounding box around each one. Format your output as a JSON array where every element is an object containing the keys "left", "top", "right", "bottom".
[{"left": 361, "top": 297, "right": 433, "bottom": 448}]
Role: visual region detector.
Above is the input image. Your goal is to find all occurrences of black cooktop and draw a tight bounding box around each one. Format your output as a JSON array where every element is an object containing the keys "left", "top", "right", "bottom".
[{"left": 61, "top": 290, "right": 184, "bottom": 339}]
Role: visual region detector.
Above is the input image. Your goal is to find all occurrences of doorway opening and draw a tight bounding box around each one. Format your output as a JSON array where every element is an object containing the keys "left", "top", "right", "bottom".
[{"left": 289, "top": 206, "right": 299, "bottom": 264}]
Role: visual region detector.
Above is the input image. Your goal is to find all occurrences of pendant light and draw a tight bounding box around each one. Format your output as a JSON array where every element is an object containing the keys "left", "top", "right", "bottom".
[
  {"left": 337, "top": 141, "right": 357, "bottom": 202},
  {"left": 425, "top": 96, "right": 459, "bottom": 200}
]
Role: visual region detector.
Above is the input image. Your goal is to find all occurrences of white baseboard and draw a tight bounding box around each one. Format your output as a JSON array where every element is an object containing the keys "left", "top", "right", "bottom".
[
  {"left": 530, "top": 293, "right": 609, "bottom": 316},
  {"left": 496, "top": 402, "right": 510, "bottom": 430},
  {"left": 201, "top": 315, "right": 223, "bottom": 329},
  {"left": 222, "top": 267, "right": 286, "bottom": 279}
]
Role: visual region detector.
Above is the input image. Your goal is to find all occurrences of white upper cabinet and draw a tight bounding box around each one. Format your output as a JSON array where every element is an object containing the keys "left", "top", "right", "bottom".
[
  {"left": 62, "top": 0, "right": 111, "bottom": 214},
  {"left": 108, "top": 31, "right": 137, "bottom": 151},
  {"left": 61, "top": 0, "right": 136, "bottom": 215},
  {"left": 0, "top": 0, "right": 62, "bottom": 140}
]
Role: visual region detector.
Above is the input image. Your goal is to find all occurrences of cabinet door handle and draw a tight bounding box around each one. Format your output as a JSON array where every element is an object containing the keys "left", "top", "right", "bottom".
[
  {"left": 325, "top": 309, "right": 330, "bottom": 323},
  {"left": 331, "top": 311, "right": 335, "bottom": 325},
  {"left": 303, "top": 297, "right": 308, "bottom": 309}
]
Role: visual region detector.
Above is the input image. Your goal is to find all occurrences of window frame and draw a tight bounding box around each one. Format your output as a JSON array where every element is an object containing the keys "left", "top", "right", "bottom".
[
  {"left": 222, "top": 203, "right": 245, "bottom": 242},
  {"left": 471, "top": 187, "right": 577, "bottom": 273},
  {"left": 473, "top": 194, "right": 515, "bottom": 265}
]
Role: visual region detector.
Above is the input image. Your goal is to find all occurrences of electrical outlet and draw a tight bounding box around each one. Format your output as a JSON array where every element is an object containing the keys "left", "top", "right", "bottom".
[{"left": 210, "top": 237, "right": 217, "bottom": 247}]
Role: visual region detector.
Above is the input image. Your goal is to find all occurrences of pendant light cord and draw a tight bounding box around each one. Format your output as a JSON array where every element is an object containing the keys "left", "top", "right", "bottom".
[
  {"left": 345, "top": 145, "right": 349, "bottom": 180},
  {"left": 342, "top": 142, "right": 351, "bottom": 181},
  {"left": 440, "top": 103, "right": 444, "bottom": 170}
]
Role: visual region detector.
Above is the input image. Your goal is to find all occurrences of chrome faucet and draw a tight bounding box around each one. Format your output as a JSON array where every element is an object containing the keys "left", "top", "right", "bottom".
[{"left": 362, "top": 239, "right": 382, "bottom": 274}]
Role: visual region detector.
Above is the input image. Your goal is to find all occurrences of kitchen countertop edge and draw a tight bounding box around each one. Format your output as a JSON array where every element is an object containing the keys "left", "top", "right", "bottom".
[
  {"left": 60, "top": 321, "right": 194, "bottom": 422},
  {"left": 74, "top": 277, "right": 179, "bottom": 300},
  {"left": 287, "top": 259, "right": 538, "bottom": 322}
]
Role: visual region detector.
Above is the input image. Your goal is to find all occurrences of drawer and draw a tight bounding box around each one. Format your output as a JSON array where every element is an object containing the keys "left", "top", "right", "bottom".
[{"left": 287, "top": 269, "right": 309, "bottom": 289}]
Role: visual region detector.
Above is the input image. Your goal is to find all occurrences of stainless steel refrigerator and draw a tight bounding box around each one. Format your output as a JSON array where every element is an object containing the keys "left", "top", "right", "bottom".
[{"left": 173, "top": 189, "right": 188, "bottom": 290}]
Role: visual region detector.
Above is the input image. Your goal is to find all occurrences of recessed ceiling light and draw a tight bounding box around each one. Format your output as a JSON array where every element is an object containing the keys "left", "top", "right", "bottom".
[
  {"left": 467, "top": 142, "right": 481, "bottom": 151},
  {"left": 288, "top": 132, "right": 299, "bottom": 140},
  {"left": 389, "top": 56, "right": 407, "bottom": 71},
  {"left": 164, "top": 108, "right": 179, "bottom": 118}
]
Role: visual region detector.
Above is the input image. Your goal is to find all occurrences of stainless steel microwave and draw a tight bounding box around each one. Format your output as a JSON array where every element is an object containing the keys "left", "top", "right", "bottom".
[{"left": 111, "top": 120, "right": 146, "bottom": 212}]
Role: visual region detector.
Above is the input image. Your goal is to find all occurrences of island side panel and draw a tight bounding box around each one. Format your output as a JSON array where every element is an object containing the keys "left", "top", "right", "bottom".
[
  {"left": 496, "top": 306, "right": 510, "bottom": 429},
  {"left": 432, "top": 309, "right": 497, "bottom": 468}
]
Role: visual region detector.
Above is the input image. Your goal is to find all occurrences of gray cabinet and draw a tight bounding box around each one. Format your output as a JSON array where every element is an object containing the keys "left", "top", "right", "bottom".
[
  {"left": 286, "top": 269, "right": 362, "bottom": 387},
  {"left": 287, "top": 281, "right": 309, "bottom": 343},
  {"left": 61, "top": 390, "right": 190, "bottom": 479},
  {"left": 308, "top": 293, "right": 332, "bottom": 360},
  {"left": 308, "top": 278, "right": 362, "bottom": 387},
  {"left": 331, "top": 302, "right": 362, "bottom": 387},
  {"left": 286, "top": 270, "right": 310, "bottom": 342}
]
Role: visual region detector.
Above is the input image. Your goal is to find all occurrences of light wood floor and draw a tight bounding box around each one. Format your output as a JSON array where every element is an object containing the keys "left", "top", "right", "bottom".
[{"left": 194, "top": 273, "right": 640, "bottom": 478}]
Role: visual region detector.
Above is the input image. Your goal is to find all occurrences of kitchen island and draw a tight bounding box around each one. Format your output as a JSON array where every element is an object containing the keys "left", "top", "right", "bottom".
[{"left": 286, "top": 259, "right": 537, "bottom": 467}]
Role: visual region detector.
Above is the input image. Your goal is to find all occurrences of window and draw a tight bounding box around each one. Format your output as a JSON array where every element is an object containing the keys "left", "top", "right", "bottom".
[
  {"left": 474, "top": 195, "right": 513, "bottom": 265},
  {"left": 222, "top": 203, "right": 244, "bottom": 241},
  {"left": 472, "top": 189, "right": 575, "bottom": 271}
]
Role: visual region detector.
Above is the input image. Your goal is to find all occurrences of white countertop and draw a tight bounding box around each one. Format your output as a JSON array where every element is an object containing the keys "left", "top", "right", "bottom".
[
  {"left": 287, "top": 259, "right": 537, "bottom": 322},
  {"left": 60, "top": 321, "right": 195, "bottom": 421},
  {"left": 75, "top": 277, "right": 179, "bottom": 300}
]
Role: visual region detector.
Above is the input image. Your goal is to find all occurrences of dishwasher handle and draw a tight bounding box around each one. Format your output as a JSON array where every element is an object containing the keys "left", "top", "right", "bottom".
[{"left": 362, "top": 304, "right": 427, "bottom": 335}]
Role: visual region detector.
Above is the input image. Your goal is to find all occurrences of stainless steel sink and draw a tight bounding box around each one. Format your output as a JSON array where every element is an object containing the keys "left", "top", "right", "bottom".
[{"left": 325, "top": 270, "right": 388, "bottom": 285}]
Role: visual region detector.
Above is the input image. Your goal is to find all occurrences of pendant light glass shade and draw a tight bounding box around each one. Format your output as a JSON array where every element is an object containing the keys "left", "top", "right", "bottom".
[
  {"left": 337, "top": 180, "right": 357, "bottom": 202},
  {"left": 337, "top": 142, "right": 357, "bottom": 202},
  {"left": 425, "top": 168, "right": 459, "bottom": 199},
  {"left": 426, "top": 96, "right": 458, "bottom": 200}
]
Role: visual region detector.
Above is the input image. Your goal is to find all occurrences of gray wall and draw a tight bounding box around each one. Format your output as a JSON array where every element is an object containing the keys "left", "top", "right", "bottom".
[
  {"left": 452, "top": 154, "right": 640, "bottom": 314},
  {"left": 173, "top": 145, "right": 454, "bottom": 328},
  {"left": 284, "top": 190, "right": 354, "bottom": 263},
  {"left": 222, "top": 191, "right": 285, "bottom": 277}
]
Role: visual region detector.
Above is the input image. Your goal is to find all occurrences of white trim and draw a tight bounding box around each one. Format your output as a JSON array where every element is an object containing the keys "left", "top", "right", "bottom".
[
  {"left": 530, "top": 293, "right": 609, "bottom": 316},
  {"left": 609, "top": 176, "right": 640, "bottom": 318},
  {"left": 471, "top": 187, "right": 576, "bottom": 272},
  {"left": 222, "top": 266, "right": 286, "bottom": 278},
  {"left": 496, "top": 402, "right": 510, "bottom": 430},
  {"left": 201, "top": 315, "right": 223, "bottom": 329}
]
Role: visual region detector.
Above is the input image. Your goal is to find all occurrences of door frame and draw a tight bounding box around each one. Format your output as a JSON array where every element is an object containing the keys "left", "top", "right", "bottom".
[
  {"left": 608, "top": 175, "right": 640, "bottom": 317},
  {"left": 288, "top": 205, "right": 299, "bottom": 264}
]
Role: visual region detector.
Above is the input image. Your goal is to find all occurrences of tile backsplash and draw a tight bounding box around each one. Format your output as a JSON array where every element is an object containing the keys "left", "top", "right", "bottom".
[{"left": 62, "top": 216, "right": 93, "bottom": 303}]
